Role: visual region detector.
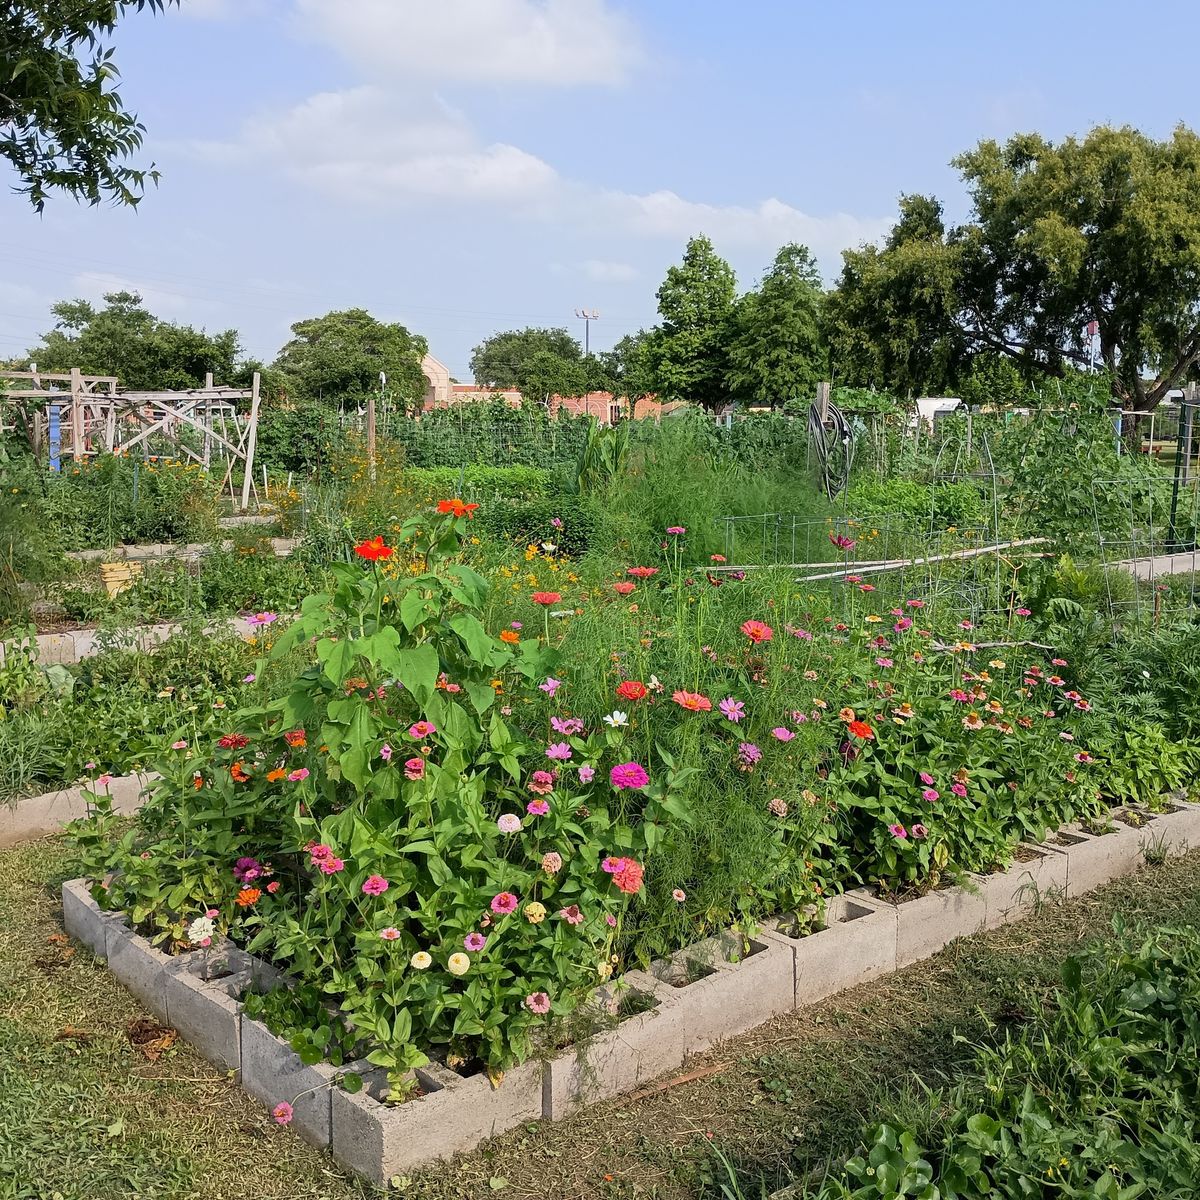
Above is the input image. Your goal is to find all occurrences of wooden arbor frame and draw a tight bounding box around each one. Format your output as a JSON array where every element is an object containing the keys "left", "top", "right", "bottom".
[{"left": 1, "top": 368, "right": 262, "bottom": 510}]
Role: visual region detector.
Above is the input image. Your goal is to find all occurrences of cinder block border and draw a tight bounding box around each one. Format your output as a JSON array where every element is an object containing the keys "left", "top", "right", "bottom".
[
  {"left": 0, "top": 772, "right": 158, "bottom": 848},
  {"left": 58, "top": 798, "right": 1200, "bottom": 1182}
]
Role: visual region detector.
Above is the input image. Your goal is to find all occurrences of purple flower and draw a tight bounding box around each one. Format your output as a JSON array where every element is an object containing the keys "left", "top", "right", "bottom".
[
  {"left": 379, "top": 743, "right": 393, "bottom": 762},
  {"left": 719, "top": 697, "right": 745, "bottom": 723},
  {"left": 527, "top": 798, "right": 550, "bottom": 816},
  {"left": 610, "top": 762, "right": 650, "bottom": 790},
  {"left": 922, "top": 788, "right": 939, "bottom": 802},
  {"left": 539, "top": 677, "right": 563, "bottom": 697},
  {"left": 464, "top": 932, "right": 486, "bottom": 952},
  {"left": 510, "top": 621, "right": 523, "bottom": 630},
  {"left": 666, "top": 526, "right": 686, "bottom": 535},
  {"left": 550, "top": 517, "right": 564, "bottom": 529},
  {"left": 546, "top": 742, "right": 573, "bottom": 761},
  {"left": 551, "top": 716, "right": 585, "bottom": 736},
  {"left": 578, "top": 765, "right": 595, "bottom": 784},
  {"left": 737, "top": 742, "right": 762, "bottom": 767},
  {"left": 233, "top": 856, "right": 261, "bottom": 884},
  {"left": 888, "top": 823, "right": 908, "bottom": 839}
]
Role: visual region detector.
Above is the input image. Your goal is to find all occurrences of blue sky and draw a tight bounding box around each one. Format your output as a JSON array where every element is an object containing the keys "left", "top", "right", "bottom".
[{"left": 1, "top": 0, "right": 1196, "bottom": 381}]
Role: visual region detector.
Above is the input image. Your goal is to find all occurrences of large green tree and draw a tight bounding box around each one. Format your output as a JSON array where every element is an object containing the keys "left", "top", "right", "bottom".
[
  {"left": 2, "top": 1, "right": 176, "bottom": 210},
  {"left": 24, "top": 290, "right": 240, "bottom": 388},
  {"left": 599, "top": 329, "right": 657, "bottom": 413},
  {"left": 469, "top": 327, "right": 583, "bottom": 389},
  {"left": 826, "top": 126, "right": 1200, "bottom": 412},
  {"left": 727, "top": 242, "right": 825, "bottom": 408},
  {"left": 652, "top": 235, "right": 737, "bottom": 410},
  {"left": 273, "top": 309, "right": 428, "bottom": 409}
]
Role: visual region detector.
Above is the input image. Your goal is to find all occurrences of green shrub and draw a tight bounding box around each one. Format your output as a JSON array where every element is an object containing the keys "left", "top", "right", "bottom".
[{"left": 475, "top": 495, "right": 598, "bottom": 557}]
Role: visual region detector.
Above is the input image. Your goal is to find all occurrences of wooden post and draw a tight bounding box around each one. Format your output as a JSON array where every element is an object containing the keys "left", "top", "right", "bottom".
[
  {"left": 70, "top": 367, "right": 84, "bottom": 460},
  {"left": 367, "top": 394, "right": 377, "bottom": 483},
  {"left": 202, "top": 372, "right": 214, "bottom": 470},
  {"left": 816, "top": 381, "right": 831, "bottom": 425},
  {"left": 240, "top": 372, "right": 261, "bottom": 512}
]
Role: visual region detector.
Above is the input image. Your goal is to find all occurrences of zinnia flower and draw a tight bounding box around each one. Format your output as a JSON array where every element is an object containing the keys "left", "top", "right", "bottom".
[
  {"left": 531, "top": 591, "right": 562, "bottom": 606},
  {"left": 464, "top": 932, "right": 487, "bottom": 952},
  {"left": 447, "top": 952, "right": 471, "bottom": 976},
  {"left": 888, "top": 823, "right": 907, "bottom": 839},
  {"left": 922, "top": 788, "right": 939, "bottom": 802},
  {"left": 404, "top": 757, "right": 425, "bottom": 781},
  {"left": 317, "top": 857, "right": 345, "bottom": 875},
  {"left": 672, "top": 888, "right": 686, "bottom": 903},
  {"left": 911, "top": 823, "right": 929, "bottom": 839},
  {"left": 541, "top": 852, "right": 563, "bottom": 875},
  {"left": 491, "top": 892, "right": 518, "bottom": 914},
  {"left": 407, "top": 720, "right": 436, "bottom": 739},
  {"left": 612, "top": 581, "right": 636, "bottom": 595},
  {"left": 626, "top": 566, "right": 658, "bottom": 578},
  {"left": 524, "top": 902, "right": 547, "bottom": 924},
  {"left": 672, "top": 690, "right": 712, "bottom": 712},
  {"left": 354, "top": 536, "right": 393, "bottom": 562},
  {"left": 558, "top": 904, "right": 583, "bottom": 925},
  {"left": 497, "top": 813, "right": 522, "bottom": 833},
  {"left": 768, "top": 796, "right": 788, "bottom": 817},
  {"left": 666, "top": 525, "right": 686, "bottom": 535},
  {"left": 615, "top": 680, "right": 648, "bottom": 701},
  {"left": 287, "top": 768, "right": 309, "bottom": 782},
  {"left": 741, "top": 619, "right": 773, "bottom": 643},
  {"left": 529, "top": 770, "right": 556, "bottom": 795},
  {"left": 527, "top": 798, "right": 550, "bottom": 816},
  {"left": 525, "top": 991, "right": 551, "bottom": 1014},
  {"left": 436, "top": 498, "right": 479, "bottom": 517},
  {"left": 410, "top": 950, "right": 432, "bottom": 969},
  {"left": 379, "top": 927, "right": 401, "bottom": 941},
  {"left": 362, "top": 875, "right": 389, "bottom": 896},
  {"left": 612, "top": 859, "right": 644, "bottom": 895},
  {"left": 273, "top": 1102, "right": 293, "bottom": 1125},
  {"left": 610, "top": 761, "right": 649, "bottom": 789},
  {"left": 847, "top": 720, "right": 874, "bottom": 740}
]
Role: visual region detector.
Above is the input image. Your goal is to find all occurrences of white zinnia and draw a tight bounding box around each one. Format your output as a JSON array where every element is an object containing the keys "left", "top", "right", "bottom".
[
  {"left": 187, "top": 915, "right": 215, "bottom": 944},
  {"left": 603, "top": 710, "right": 629, "bottom": 729}
]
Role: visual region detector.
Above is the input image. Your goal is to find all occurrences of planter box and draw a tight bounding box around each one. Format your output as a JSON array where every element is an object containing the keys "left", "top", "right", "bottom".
[
  {"left": 1057, "top": 820, "right": 1147, "bottom": 898},
  {"left": 239, "top": 1015, "right": 365, "bottom": 1148},
  {"left": 972, "top": 843, "right": 1069, "bottom": 930},
  {"left": 106, "top": 923, "right": 174, "bottom": 1022},
  {"left": 163, "top": 949, "right": 251, "bottom": 1074},
  {"left": 648, "top": 928, "right": 795, "bottom": 1053},
  {"left": 891, "top": 884, "right": 987, "bottom": 968},
  {"left": 61, "top": 877, "right": 128, "bottom": 958},
  {"left": 1148, "top": 800, "right": 1200, "bottom": 851},
  {"left": 331, "top": 1060, "right": 543, "bottom": 1184},
  {"left": 542, "top": 970, "right": 685, "bottom": 1120},
  {"left": 766, "top": 890, "right": 897, "bottom": 1007},
  {"left": 2, "top": 774, "right": 157, "bottom": 848}
]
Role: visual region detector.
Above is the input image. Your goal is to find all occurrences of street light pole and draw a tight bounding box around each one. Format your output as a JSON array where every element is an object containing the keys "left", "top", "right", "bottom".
[{"left": 574, "top": 308, "right": 599, "bottom": 356}]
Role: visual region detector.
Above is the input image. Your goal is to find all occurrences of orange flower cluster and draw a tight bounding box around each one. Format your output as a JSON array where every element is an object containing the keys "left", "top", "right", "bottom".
[
  {"left": 230, "top": 761, "right": 251, "bottom": 782},
  {"left": 235, "top": 887, "right": 262, "bottom": 907},
  {"left": 437, "top": 498, "right": 479, "bottom": 518}
]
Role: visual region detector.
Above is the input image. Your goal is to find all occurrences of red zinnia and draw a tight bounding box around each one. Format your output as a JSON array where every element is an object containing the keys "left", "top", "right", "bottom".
[
  {"left": 531, "top": 592, "right": 562, "bottom": 606},
  {"left": 354, "top": 536, "right": 393, "bottom": 562},
  {"left": 612, "top": 581, "right": 636, "bottom": 595},
  {"left": 612, "top": 859, "right": 644, "bottom": 895},
  {"left": 437, "top": 498, "right": 479, "bottom": 518},
  {"left": 626, "top": 566, "right": 659, "bottom": 579},
  {"left": 741, "top": 619, "right": 774, "bottom": 643},
  {"left": 847, "top": 720, "right": 875, "bottom": 740},
  {"left": 218, "top": 733, "right": 250, "bottom": 750},
  {"left": 615, "top": 680, "right": 648, "bottom": 701}
]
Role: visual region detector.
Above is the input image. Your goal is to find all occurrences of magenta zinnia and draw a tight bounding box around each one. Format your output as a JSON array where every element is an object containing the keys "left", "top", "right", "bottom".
[{"left": 609, "top": 761, "right": 649, "bottom": 790}]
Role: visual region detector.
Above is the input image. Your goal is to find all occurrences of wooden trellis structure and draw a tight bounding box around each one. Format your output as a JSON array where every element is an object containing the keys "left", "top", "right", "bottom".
[{"left": 1, "top": 368, "right": 262, "bottom": 510}]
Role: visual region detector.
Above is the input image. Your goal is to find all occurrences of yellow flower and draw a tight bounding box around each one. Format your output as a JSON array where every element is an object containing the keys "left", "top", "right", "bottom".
[
  {"left": 524, "top": 902, "right": 547, "bottom": 924},
  {"left": 864, "top": 614, "right": 882, "bottom": 623},
  {"left": 410, "top": 951, "right": 432, "bottom": 970},
  {"left": 446, "top": 952, "right": 470, "bottom": 975},
  {"left": 988, "top": 659, "right": 1006, "bottom": 669}
]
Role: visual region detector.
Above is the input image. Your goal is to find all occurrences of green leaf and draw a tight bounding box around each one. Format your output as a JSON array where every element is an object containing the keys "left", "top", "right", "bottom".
[
  {"left": 449, "top": 612, "right": 495, "bottom": 664},
  {"left": 397, "top": 644, "right": 440, "bottom": 706}
]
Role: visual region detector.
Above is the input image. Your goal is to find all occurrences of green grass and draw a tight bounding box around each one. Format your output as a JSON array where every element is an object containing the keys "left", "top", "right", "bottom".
[{"left": 3, "top": 837, "right": 1200, "bottom": 1199}]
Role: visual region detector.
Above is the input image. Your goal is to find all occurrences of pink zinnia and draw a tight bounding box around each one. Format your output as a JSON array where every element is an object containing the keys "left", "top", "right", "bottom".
[
  {"left": 741, "top": 619, "right": 773, "bottom": 643},
  {"left": 379, "top": 743, "right": 393, "bottom": 761},
  {"left": 404, "top": 757, "right": 425, "bottom": 780},
  {"left": 672, "top": 888, "right": 686, "bottom": 902},
  {"left": 919, "top": 772, "right": 935, "bottom": 786},
  {"left": 604, "top": 914, "right": 617, "bottom": 927},
  {"left": 308, "top": 843, "right": 332, "bottom": 862},
  {"left": 464, "top": 932, "right": 487, "bottom": 952},
  {"left": 541, "top": 852, "right": 563, "bottom": 874},
  {"left": 951, "top": 782, "right": 968, "bottom": 798},
  {"left": 318, "top": 857, "right": 345, "bottom": 875},
  {"left": 666, "top": 525, "right": 686, "bottom": 535},
  {"left": 527, "top": 798, "right": 550, "bottom": 816},
  {"left": 911, "top": 823, "right": 929, "bottom": 839},
  {"left": 273, "top": 1101, "right": 293, "bottom": 1125},
  {"left": 602, "top": 856, "right": 628, "bottom": 874},
  {"left": 379, "top": 927, "right": 401, "bottom": 941},
  {"left": 610, "top": 761, "right": 649, "bottom": 790},
  {"left": 578, "top": 765, "right": 595, "bottom": 784},
  {"left": 546, "top": 742, "right": 572, "bottom": 761},
  {"left": 558, "top": 904, "right": 583, "bottom": 925},
  {"left": 888, "top": 823, "right": 907, "bottom": 839},
  {"left": 171, "top": 740, "right": 187, "bottom": 750},
  {"left": 361, "top": 875, "right": 389, "bottom": 896},
  {"left": 491, "top": 892, "right": 518, "bottom": 914},
  {"left": 497, "top": 813, "right": 521, "bottom": 833},
  {"left": 529, "top": 770, "right": 556, "bottom": 795},
  {"left": 1015, "top": 607, "right": 1032, "bottom": 617},
  {"left": 288, "top": 768, "right": 309, "bottom": 782},
  {"left": 525, "top": 991, "right": 551, "bottom": 1014},
  {"left": 922, "top": 788, "right": 939, "bottom": 802},
  {"left": 408, "top": 720, "right": 436, "bottom": 739}
]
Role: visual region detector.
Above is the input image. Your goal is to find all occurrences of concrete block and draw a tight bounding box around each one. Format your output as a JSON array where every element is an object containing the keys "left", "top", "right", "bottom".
[
  {"left": 1148, "top": 800, "right": 1200, "bottom": 851},
  {"left": 973, "top": 843, "right": 1069, "bottom": 930},
  {"left": 164, "top": 953, "right": 246, "bottom": 1072},
  {"left": 892, "top": 884, "right": 987, "bottom": 968},
  {"left": 767, "top": 890, "right": 898, "bottom": 1007},
  {"left": 1058, "top": 821, "right": 1145, "bottom": 897},
  {"left": 648, "top": 928, "right": 793, "bottom": 1052},
  {"left": 542, "top": 970, "right": 685, "bottom": 1120},
  {"left": 240, "top": 1015, "right": 357, "bottom": 1147},
  {"left": 61, "top": 878, "right": 128, "bottom": 958},
  {"left": 106, "top": 925, "right": 173, "bottom": 1021},
  {"left": 332, "top": 1059, "right": 543, "bottom": 1184},
  {"left": 36, "top": 633, "right": 77, "bottom": 665}
]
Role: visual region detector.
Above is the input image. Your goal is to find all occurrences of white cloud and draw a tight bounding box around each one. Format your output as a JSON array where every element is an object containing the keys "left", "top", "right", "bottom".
[
  {"left": 580, "top": 259, "right": 638, "bottom": 282},
  {"left": 293, "top": 0, "right": 640, "bottom": 86}
]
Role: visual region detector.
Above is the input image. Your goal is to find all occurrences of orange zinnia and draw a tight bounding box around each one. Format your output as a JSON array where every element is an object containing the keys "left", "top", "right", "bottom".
[
  {"left": 235, "top": 887, "right": 261, "bottom": 907},
  {"left": 531, "top": 591, "right": 562, "bottom": 606},
  {"left": 283, "top": 729, "right": 307, "bottom": 748},
  {"left": 499, "top": 629, "right": 520, "bottom": 644},
  {"left": 266, "top": 768, "right": 286, "bottom": 783},
  {"left": 230, "top": 761, "right": 251, "bottom": 782},
  {"left": 847, "top": 720, "right": 874, "bottom": 740},
  {"left": 354, "top": 535, "right": 393, "bottom": 562}
]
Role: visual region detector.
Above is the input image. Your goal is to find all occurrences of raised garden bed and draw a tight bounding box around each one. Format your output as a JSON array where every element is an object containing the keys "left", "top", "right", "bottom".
[{"left": 60, "top": 796, "right": 1200, "bottom": 1184}]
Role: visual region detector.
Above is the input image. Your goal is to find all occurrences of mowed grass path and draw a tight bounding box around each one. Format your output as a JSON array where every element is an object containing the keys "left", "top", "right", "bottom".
[{"left": 3, "top": 837, "right": 1199, "bottom": 1200}]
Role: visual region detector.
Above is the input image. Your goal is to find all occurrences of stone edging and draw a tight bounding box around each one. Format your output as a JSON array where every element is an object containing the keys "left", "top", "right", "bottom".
[
  {"left": 0, "top": 773, "right": 158, "bottom": 849},
  {"left": 1, "top": 616, "right": 260, "bottom": 667},
  {"left": 66, "top": 536, "right": 297, "bottom": 563},
  {"left": 60, "top": 801, "right": 1200, "bottom": 1186}
]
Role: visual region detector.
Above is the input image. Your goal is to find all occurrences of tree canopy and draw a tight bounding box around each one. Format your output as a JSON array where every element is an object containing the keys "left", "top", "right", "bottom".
[
  {"left": 23, "top": 290, "right": 240, "bottom": 389},
  {"left": 825, "top": 125, "right": 1200, "bottom": 411},
  {"left": 652, "top": 235, "right": 737, "bottom": 410},
  {"left": 727, "top": 242, "right": 825, "bottom": 408},
  {"left": 469, "top": 327, "right": 583, "bottom": 390},
  {"left": 272, "top": 309, "right": 429, "bottom": 409},
  {"left": 2, "top": 1, "right": 176, "bottom": 210}
]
